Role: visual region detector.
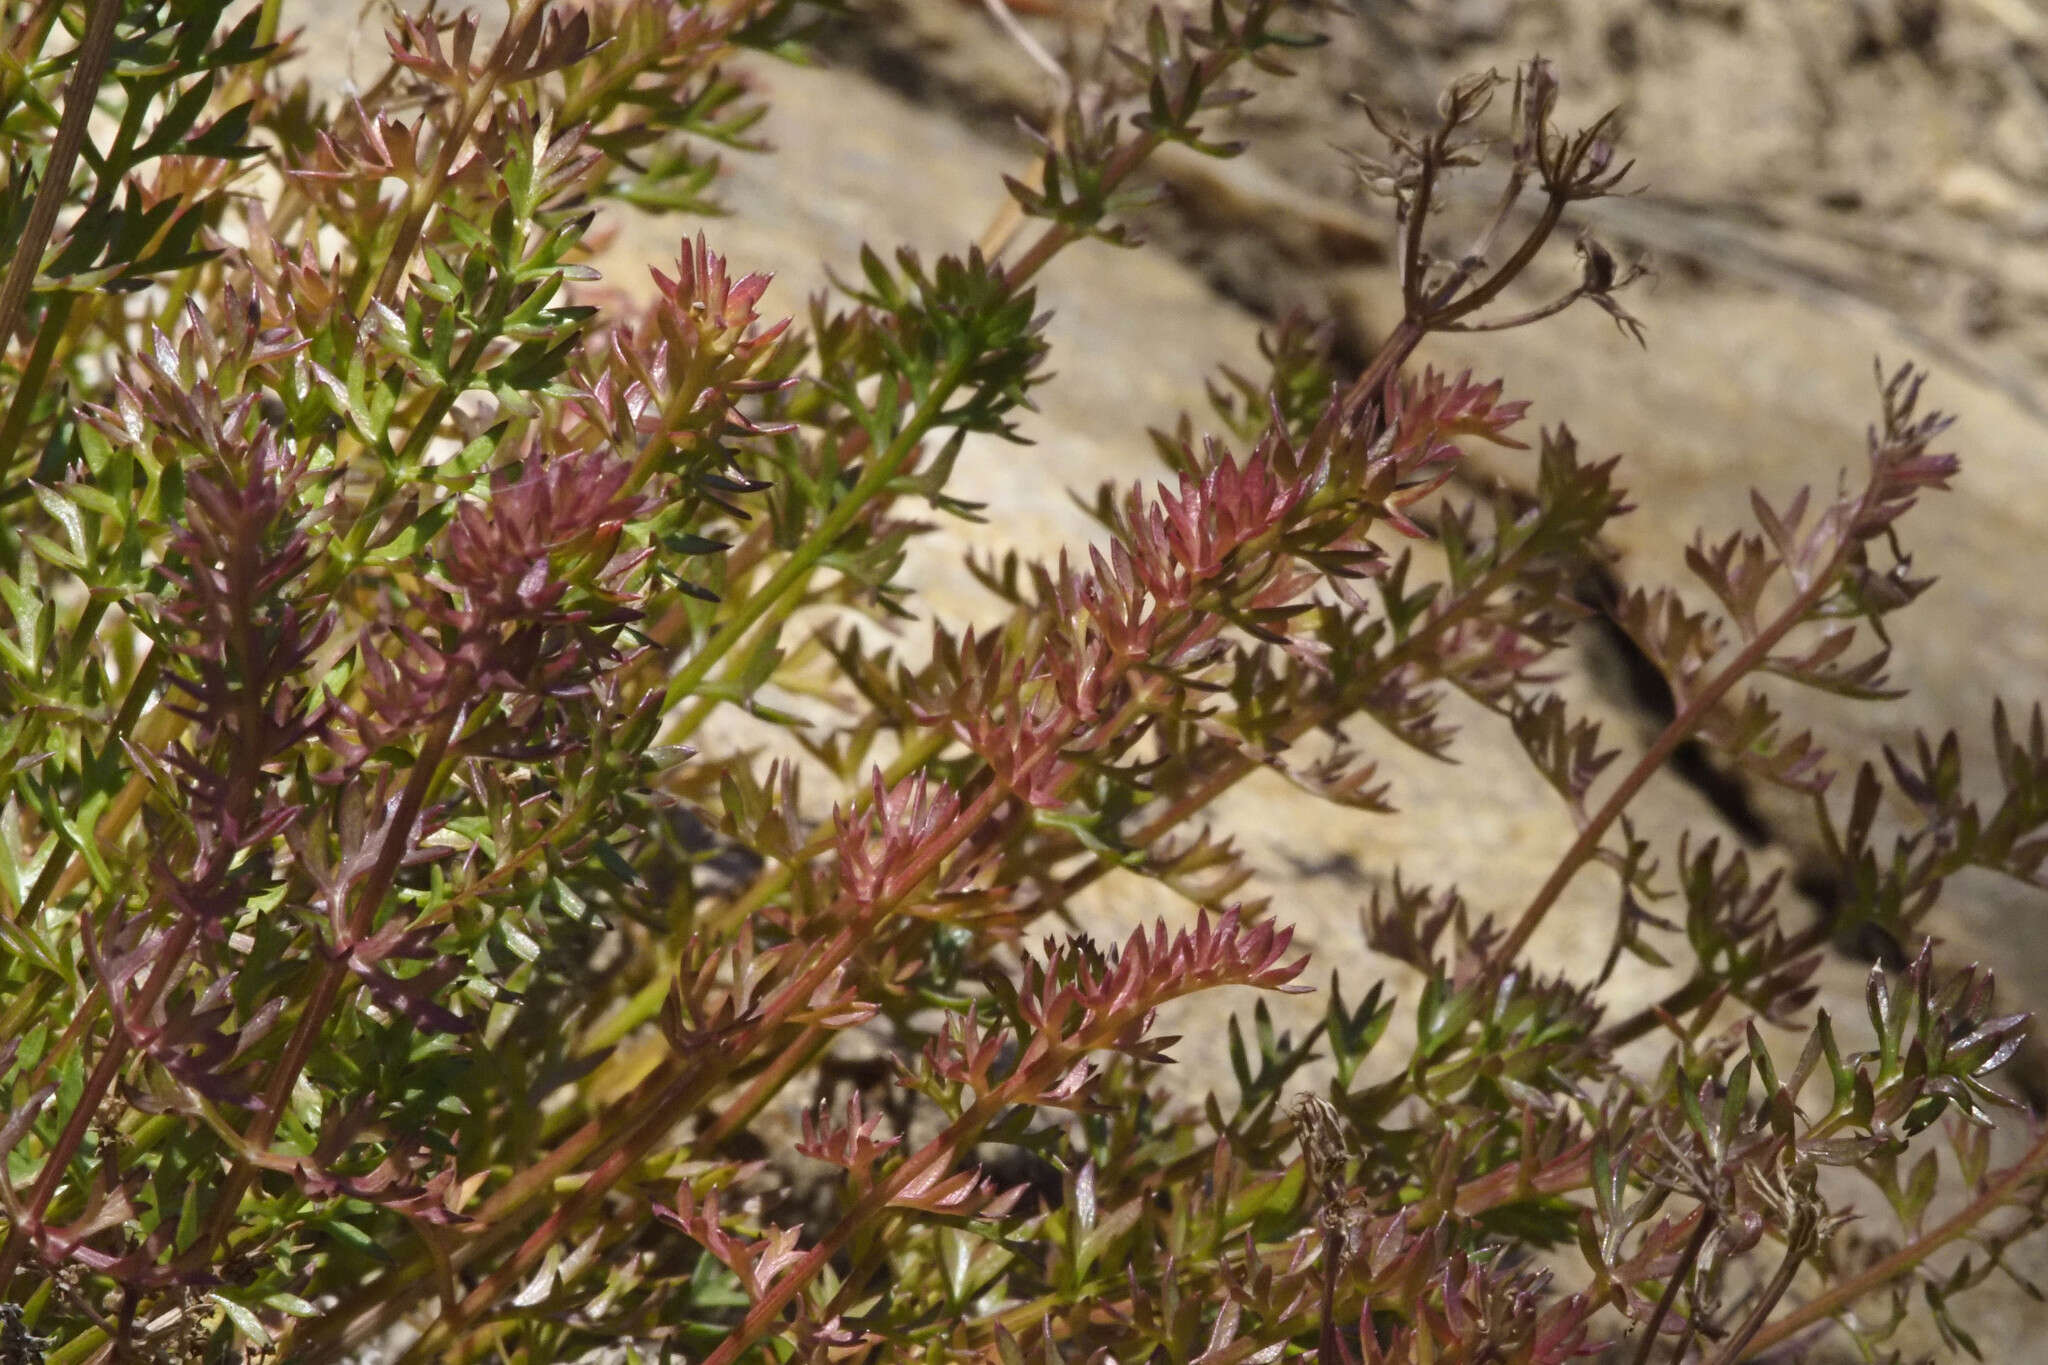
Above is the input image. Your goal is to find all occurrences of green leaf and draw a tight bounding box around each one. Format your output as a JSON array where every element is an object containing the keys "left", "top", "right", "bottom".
[
  {"left": 321, "top": 1213, "right": 393, "bottom": 1262},
  {"left": 0, "top": 910, "right": 64, "bottom": 976},
  {"left": 501, "top": 920, "right": 542, "bottom": 962},
  {"left": 176, "top": 1182, "right": 203, "bottom": 1252},
  {"left": 24, "top": 532, "right": 86, "bottom": 572},
  {"left": 211, "top": 1293, "right": 270, "bottom": 1345}
]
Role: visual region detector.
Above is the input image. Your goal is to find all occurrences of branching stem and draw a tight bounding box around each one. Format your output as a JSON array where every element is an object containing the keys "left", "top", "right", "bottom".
[
  {"left": 1628, "top": 1210, "right": 1710, "bottom": 1365},
  {"left": 1737, "top": 1127, "right": 2048, "bottom": 1359},
  {"left": 1490, "top": 565, "right": 1840, "bottom": 974}
]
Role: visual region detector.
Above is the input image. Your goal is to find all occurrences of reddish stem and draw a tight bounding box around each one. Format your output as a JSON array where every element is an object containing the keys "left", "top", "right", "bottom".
[
  {"left": 195, "top": 713, "right": 459, "bottom": 1256},
  {"left": 0, "top": 0, "right": 121, "bottom": 355},
  {"left": 1737, "top": 1126, "right": 2048, "bottom": 1359},
  {"left": 1488, "top": 565, "right": 1839, "bottom": 974},
  {"left": 0, "top": 919, "right": 199, "bottom": 1289}
]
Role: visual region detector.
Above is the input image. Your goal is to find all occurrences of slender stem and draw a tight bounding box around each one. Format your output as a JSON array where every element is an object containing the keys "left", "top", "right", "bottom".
[
  {"left": 566, "top": 725, "right": 949, "bottom": 1062},
  {"left": 554, "top": 299, "right": 1470, "bottom": 1209},
  {"left": 1737, "top": 1127, "right": 2048, "bottom": 1359},
  {"left": 385, "top": 1055, "right": 720, "bottom": 1364},
  {"left": 18, "top": 985, "right": 99, "bottom": 1091},
  {"left": 1704, "top": 1207, "right": 1816, "bottom": 1365},
  {"left": 700, "top": 1024, "right": 829, "bottom": 1147},
  {"left": 1314, "top": 1208, "right": 1344, "bottom": 1364},
  {"left": 1399, "top": 155, "right": 1435, "bottom": 312},
  {"left": 992, "top": 1138, "right": 1597, "bottom": 1348},
  {"left": 1041, "top": 517, "right": 1556, "bottom": 913},
  {"left": 1438, "top": 285, "right": 1587, "bottom": 334},
  {"left": 415, "top": 1132, "right": 657, "bottom": 1360},
  {"left": 702, "top": 1078, "right": 1041, "bottom": 1363},
  {"left": 996, "top": 33, "right": 1247, "bottom": 292},
  {"left": 0, "top": 293, "right": 74, "bottom": 476},
  {"left": 387, "top": 285, "right": 513, "bottom": 473},
  {"left": 307, "top": 32, "right": 1400, "bottom": 1352},
  {"left": 659, "top": 355, "right": 973, "bottom": 716},
  {"left": 289, "top": 1084, "right": 660, "bottom": 1361},
  {"left": 662, "top": 566, "right": 810, "bottom": 744},
  {"left": 195, "top": 712, "right": 461, "bottom": 1254},
  {"left": 293, "top": 319, "right": 1017, "bottom": 1365},
  {"left": 973, "top": 2, "right": 1072, "bottom": 264},
  {"left": 351, "top": 0, "right": 547, "bottom": 315},
  {"left": 1432, "top": 195, "right": 1567, "bottom": 325},
  {"left": 1600, "top": 922, "right": 1832, "bottom": 1050},
  {"left": 0, "top": 649, "right": 168, "bottom": 1126},
  {"left": 2, "top": 0, "right": 66, "bottom": 83},
  {"left": 0, "top": 0, "right": 122, "bottom": 356},
  {"left": 21, "top": 648, "right": 167, "bottom": 925},
  {"left": 1489, "top": 564, "right": 1840, "bottom": 973},
  {"left": 386, "top": 770, "right": 1016, "bottom": 1359},
  {"left": 700, "top": 955, "right": 1343, "bottom": 1365},
  {"left": 0, "top": 917, "right": 198, "bottom": 1289},
  {"left": 663, "top": 302, "right": 1441, "bottom": 974},
  {"left": 1628, "top": 1211, "right": 1710, "bottom": 1365}
]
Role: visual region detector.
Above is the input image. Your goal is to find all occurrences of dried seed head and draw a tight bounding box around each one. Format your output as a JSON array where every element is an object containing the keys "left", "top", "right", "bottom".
[{"left": 1292, "top": 1093, "right": 1352, "bottom": 1206}]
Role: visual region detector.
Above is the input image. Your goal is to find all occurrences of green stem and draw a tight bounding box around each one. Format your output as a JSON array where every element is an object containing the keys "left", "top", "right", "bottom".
[
  {"left": 0, "top": 294, "right": 73, "bottom": 477},
  {"left": 386, "top": 1062, "right": 715, "bottom": 1364},
  {"left": 347, "top": 0, "right": 547, "bottom": 314},
  {"left": 299, "top": 35, "right": 1298, "bottom": 1353},
  {"left": 662, "top": 566, "right": 810, "bottom": 743},
  {"left": 701, "top": 1094, "right": 1007, "bottom": 1365},
  {"left": 327, "top": 283, "right": 521, "bottom": 574},
  {"left": 384, "top": 259, "right": 525, "bottom": 475},
  {"left": 289, "top": 409, "right": 996, "bottom": 1362},
  {"left": 579, "top": 306, "right": 1467, "bottom": 1156},
  {"left": 14, "top": 646, "right": 159, "bottom": 931},
  {"left": 301, "top": 887, "right": 923, "bottom": 1361},
  {"left": 289, "top": 1093, "right": 635, "bottom": 1360},
  {"left": 360, "top": 762, "right": 1013, "bottom": 1362},
  {"left": 1, "top": 0, "right": 67, "bottom": 99},
  {"left": 43, "top": 1326, "right": 105, "bottom": 1365},
  {"left": 0, "top": 650, "right": 164, "bottom": 1146},
  {"left": 659, "top": 354, "right": 972, "bottom": 717}
]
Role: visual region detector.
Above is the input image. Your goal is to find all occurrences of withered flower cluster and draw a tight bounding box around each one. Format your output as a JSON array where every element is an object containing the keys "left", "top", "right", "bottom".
[{"left": 2, "top": 2, "right": 2047, "bottom": 1363}]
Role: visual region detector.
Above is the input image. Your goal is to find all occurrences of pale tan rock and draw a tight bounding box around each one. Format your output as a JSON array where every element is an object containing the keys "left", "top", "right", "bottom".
[{"left": 1941, "top": 162, "right": 2032, "bottom": 224}]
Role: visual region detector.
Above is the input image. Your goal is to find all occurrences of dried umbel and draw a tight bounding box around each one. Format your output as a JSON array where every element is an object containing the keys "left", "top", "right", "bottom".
[{"left": 2, "top": 1, "right": 2047, "bottom": 1363}]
